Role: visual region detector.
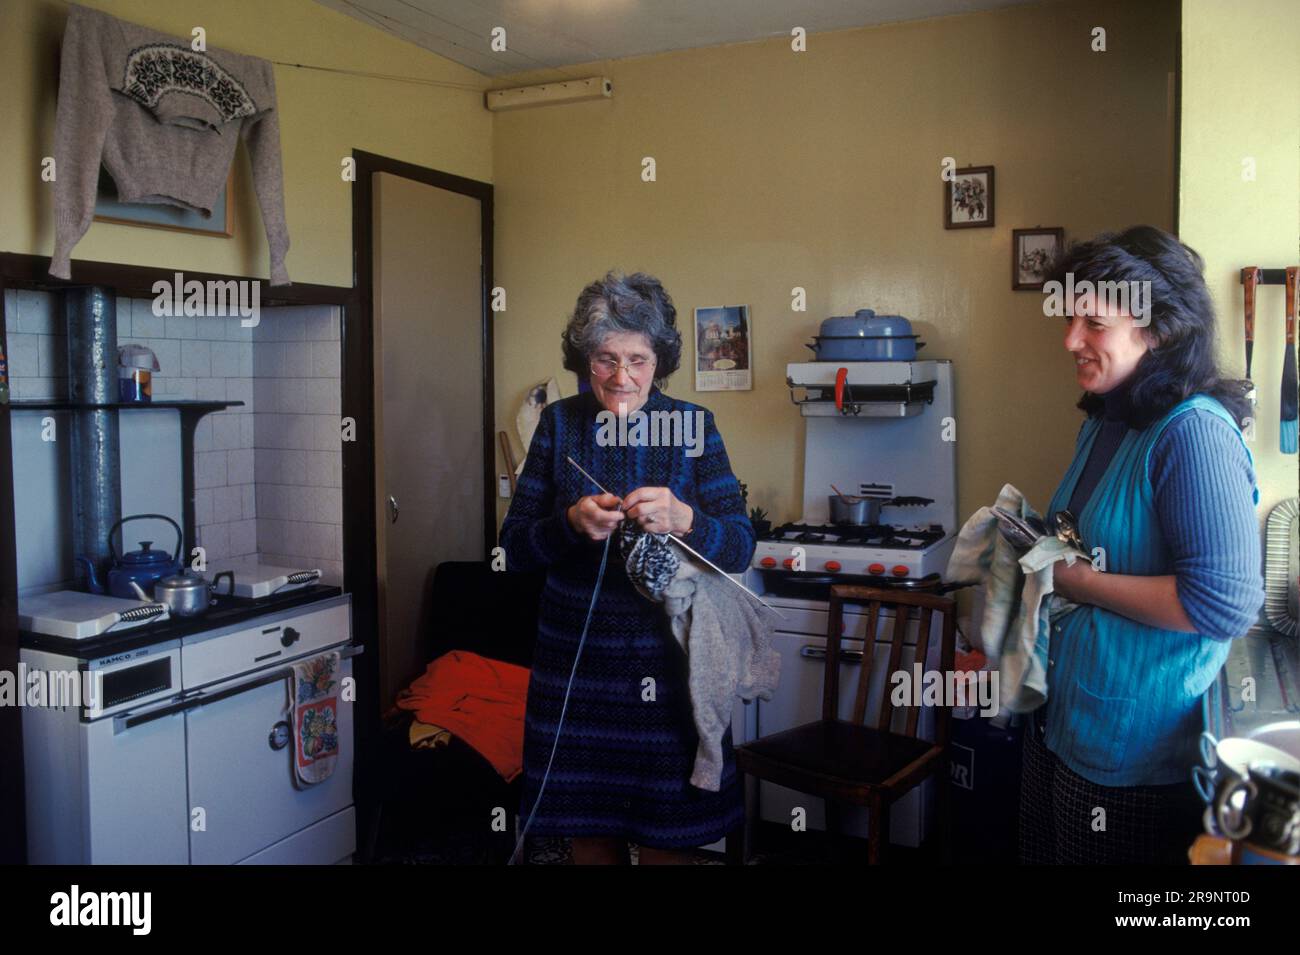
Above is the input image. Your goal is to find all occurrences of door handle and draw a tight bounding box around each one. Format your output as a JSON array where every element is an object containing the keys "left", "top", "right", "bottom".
[{"left": 388, "top": 494, "right": 399, "bottom": 524}]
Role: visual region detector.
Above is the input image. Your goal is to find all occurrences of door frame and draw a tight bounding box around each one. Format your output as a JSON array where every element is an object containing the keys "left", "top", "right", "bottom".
[{"left": 346, "top": 151, "right": 494, "bottom": 853}]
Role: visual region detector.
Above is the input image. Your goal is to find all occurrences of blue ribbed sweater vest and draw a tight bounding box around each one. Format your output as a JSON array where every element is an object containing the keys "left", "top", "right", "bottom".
[{"left": 1042, "top": 394, "right": 1257, "bottom": 786}]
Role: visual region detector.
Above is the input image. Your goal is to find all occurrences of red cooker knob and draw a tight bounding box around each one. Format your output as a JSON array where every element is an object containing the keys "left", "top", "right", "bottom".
[
  {"left": 868, "top": 563, "right": 886, "bottom": 576},
  {"left": 824, "top": 561, "right": 841, "bottom": 572},
  {"left": 782, "top": 557, "right": 796, "bottom": 569},
  {"left": 892, "top": 565, "right": 909, "bottom": 578},
  {"left": 760, "top": 557, "right": 777, "bottom": 568}
]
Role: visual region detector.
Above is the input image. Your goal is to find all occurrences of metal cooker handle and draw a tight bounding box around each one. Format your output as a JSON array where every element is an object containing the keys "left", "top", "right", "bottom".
[{"left": 801, "top": 645, "right": 864, "bottom": 664}]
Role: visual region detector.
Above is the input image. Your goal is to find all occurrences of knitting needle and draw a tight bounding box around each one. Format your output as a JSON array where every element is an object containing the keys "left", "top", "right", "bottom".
[{"left": 565, "top": 455, "right": 780, "bottom": 614}]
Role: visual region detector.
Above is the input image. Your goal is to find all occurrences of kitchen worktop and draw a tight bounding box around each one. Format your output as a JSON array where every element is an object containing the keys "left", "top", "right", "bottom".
[
  {"left": 1205, "top": 626, "right": 1300, "bottom": 740},
  {"left": 19, "top": 584, "right": 344, "bottom": 659}
]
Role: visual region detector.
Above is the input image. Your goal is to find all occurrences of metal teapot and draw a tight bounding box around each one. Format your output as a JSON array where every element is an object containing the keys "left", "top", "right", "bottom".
[{"left": 76, "top": 513, "right": 184, "bottom": 600}]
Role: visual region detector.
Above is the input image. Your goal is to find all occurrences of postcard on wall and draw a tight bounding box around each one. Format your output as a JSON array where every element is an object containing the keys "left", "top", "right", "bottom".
[{"left": 694, "top": 306, "right": 752, "bottom": 392}]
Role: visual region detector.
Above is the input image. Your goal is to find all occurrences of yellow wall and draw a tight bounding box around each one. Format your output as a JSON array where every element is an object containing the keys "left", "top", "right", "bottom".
[
  {"left": 490, "top": 0, "right": 1178, "bottom": 527},
  {"left": 0, "top": 0, "right": 491, "bottom": 287},
  {"left": 1180, "top": 0, "right": 1300, "bottom": 519}
]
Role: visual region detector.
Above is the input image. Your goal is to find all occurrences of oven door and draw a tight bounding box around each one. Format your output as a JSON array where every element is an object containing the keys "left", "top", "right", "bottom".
[{"left": 185, "top": 649, "right": 355, "bottom": 864}]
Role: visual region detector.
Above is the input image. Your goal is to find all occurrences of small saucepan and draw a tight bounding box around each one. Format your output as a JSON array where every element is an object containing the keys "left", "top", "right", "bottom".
[{"left": 154, "top": 571, "right": 236, "bottom": 618}]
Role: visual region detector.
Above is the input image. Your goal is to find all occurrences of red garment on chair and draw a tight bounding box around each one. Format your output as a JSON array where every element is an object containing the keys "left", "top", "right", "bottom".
[{"left": 395, "top": 650, "right": 530, "bottom": 782}]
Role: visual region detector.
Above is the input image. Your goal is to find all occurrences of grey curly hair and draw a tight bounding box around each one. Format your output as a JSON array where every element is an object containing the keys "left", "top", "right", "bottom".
[{"left": 561, "top": 270, "right": 682, "bottom": 384}]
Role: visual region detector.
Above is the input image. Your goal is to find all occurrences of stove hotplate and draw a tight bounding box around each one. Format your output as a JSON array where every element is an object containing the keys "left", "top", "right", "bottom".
[{"left": 764, "top": 521, "right": 947, "bottom": 551}]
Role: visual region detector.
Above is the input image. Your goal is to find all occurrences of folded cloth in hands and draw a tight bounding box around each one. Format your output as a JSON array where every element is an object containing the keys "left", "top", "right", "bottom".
[{"left": 946, "top": 484, "right": 1084, "bottom": 721}]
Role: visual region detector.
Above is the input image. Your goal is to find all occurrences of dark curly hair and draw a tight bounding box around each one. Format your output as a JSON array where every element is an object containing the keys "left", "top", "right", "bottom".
[
  {"left": 561, "top": 271, "right": 682, "bottom": 385},
  {"left": 1045, "top": 225, "right": 1250, "bottom": 429}
]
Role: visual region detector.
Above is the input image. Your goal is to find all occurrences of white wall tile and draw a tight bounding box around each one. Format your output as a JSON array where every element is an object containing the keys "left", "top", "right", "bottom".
[
  {"left": 283, "top": 341, "right": 313, "bottom": 378},
  {"left": 181, "top": 339, "right": 211, "bottom": 377},
  {"left": 279, "top": 378, "right": 307, "bottom": 413},
  {"left": 132, "top": 298, "right": 165, "bottom": 338},
  {"left": 195, "top": 451, "right": 227, "bottom": 489},
  {"left": 254, "top": 341, "right": 284, "bottom": 378},
  {"left": 225, "top": 313, "right": 254, "bottom": 340},
  {"left": 116, "top": 297, "right": 132, "bottom": 339},
  {"left": 253, "top": 377, "right": 278, "bottom": 412},
  {"left": 227, "top": 448, "right": 255, "bottom": 485},
  {"left": 229, "top": 519, "right": 257, "bottom": 556},
  {"left": 212, "top": 484, "right": 243, "bottom": 520},
  {"left": 195, "top": 316, "right": 226, "bottom": 340},
  {"left": 305, "top": 377, "right": 340, "bottom": 414},
  {"left": 241, "top": 483, "right": 256, "bottom": 520},
  {"left": 193, "top": 417, "right": 214, "bottom": 453},
  {"left": 238, "top": 341, "right": 253, "bottom": 376},
  {"left": 311, "top": 341, "right": 340, "bottom": 378},
  {"left": 7, "top": 333, "right": 38, "bottom": 378},
  {"left": 17, "top": 290, "right": 56, "bottom": 334},
  {"left": 280, "top": 450, "right": 308, "bottom": 485},
  {"left": 305, "top": 308, "right": 340, "bottom": 341},
  {"left": 164, "top": 377, "right": 196, "bottom": 399},
  {"left": 226, "top": 376, "right": 253, "bottom": 411},
  {"left": 313, "top": 414, "right": 340, "bottom": 451},
  {"left": 165, "top": 315, "right": 196, "bottom": 339},
  {"left": 194, "top": 487, "right": 214, "bottom": 526},
  {"left": 195, "top": 377, "right": 225, "bottom": 401},
  {"left": 4, "top": 289, "right": 16, "bottom": 332},
  {"left": 143, "top": 338, "right": 181, "bottom": 376},
  {"left": 254, "top": 449, "right": 280, "bottom": 484},
  {"left": 240, "top": 413, "right": 256, "bottom": 448},
  {"left": 210, "top": 341, "right": 241, "bottom": 377},
  {"left": 284, "top": 414, "right": 312, "bottom": 450},
  {"left": 199, "top": 521, "right": 230, "bottom": 560},
  {"left": 212, "top": 414, "right": 241, "bottom": 450}
]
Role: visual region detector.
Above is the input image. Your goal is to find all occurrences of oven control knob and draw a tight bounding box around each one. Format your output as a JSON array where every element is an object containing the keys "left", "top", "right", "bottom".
[
  {"left": 892, "top": 565, "right": 909, "bottom": 578},
  {"left": 868, "top": 563, "right": 886, "bottom": 576},
  {"left": 268, "top": 721, "right": 291, "bottom": 751},
  {"left": 824, "top": 561, "right": 841, "bottom": 572},
  {"left": 782, "top": 557, "right": 796, "bottom": 570},
  {"left": 280, "top": 626, "right": 301, "bottom": 648},
  {"left": 760, "top": 557, "right": 777, "bottom": 568}
]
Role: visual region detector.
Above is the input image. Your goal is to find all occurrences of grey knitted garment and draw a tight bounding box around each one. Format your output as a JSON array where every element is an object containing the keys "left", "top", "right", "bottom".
[
  {"left": 621, "top": 519, "right": 782, "bottom": 791},
  {"left": 51, "top": 4, "right": 290, "bottom": 285}
]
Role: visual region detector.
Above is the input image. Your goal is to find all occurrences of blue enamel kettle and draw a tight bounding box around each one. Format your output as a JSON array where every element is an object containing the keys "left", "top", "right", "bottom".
[{"left": 76, "top": 513, "right": 184, "bottom": 600}]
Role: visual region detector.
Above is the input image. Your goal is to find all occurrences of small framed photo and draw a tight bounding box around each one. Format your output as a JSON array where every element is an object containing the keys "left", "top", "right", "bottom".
[
  {"left": 944, "top": 165, "right": 994, "bottom": 229},
  {"left": 1011, "top": 227, "right": 1064, "bottom": 291}
]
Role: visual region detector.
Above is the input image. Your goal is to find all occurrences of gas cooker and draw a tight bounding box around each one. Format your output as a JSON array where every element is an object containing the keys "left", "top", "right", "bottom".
[{"left": 752, "top": 521, "right": 956, "bottom": 583}]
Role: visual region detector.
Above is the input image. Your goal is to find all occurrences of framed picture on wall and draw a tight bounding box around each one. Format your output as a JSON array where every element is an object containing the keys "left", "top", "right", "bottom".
[
  {"left": 694, "top": 305, "right": 752, "bottom": 391},
  {"left": 93, "top": 165, "right": 234, "bottom": 237},
  {"left": 1011, "top": 227, "right": 1064, "bottom": 290},
  {"left": 944, "top": 165, "right": 994, "bottom": 229}
]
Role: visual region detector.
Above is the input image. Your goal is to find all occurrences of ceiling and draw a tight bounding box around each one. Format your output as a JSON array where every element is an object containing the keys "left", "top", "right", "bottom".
[{"left": 314, "top": 0, "right": 1045, "bottom": 78}]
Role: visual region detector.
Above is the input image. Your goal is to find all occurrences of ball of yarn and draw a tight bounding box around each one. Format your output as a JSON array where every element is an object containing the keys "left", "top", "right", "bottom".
[{"left": 619, "top": 517, "right": 679, "bottom": 600}]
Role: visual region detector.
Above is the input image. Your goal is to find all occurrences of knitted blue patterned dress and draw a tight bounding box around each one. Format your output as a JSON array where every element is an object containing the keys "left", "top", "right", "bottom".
[{"left": 500, "top": 386, "right": 756, "bottom": 848}]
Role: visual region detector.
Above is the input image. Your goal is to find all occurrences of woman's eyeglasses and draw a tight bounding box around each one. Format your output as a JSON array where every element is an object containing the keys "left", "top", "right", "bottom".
[{"left": 589, "top": 356, "right": 655, "bottom": 379}]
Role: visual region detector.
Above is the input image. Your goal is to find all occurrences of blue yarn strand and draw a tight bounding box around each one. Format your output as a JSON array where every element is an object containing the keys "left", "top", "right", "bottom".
[{"left": 508, "top": 533, "right": 613, "bottom": 865}]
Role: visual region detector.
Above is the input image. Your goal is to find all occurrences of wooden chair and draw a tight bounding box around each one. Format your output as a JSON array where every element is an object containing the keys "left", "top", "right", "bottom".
[{"left": 727, "top": 585, "right": 956, "bottom": 864}]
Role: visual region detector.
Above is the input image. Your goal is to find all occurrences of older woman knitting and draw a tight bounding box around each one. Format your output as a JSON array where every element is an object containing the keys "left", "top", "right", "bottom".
[{"left": 500, "top": 271, "right": 755, "bottom": 865}]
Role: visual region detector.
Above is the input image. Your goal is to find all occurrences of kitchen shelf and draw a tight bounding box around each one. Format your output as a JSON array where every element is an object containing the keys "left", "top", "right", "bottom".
[{"left": 4, "top": 399, "right": 244, "bottom": 569}]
